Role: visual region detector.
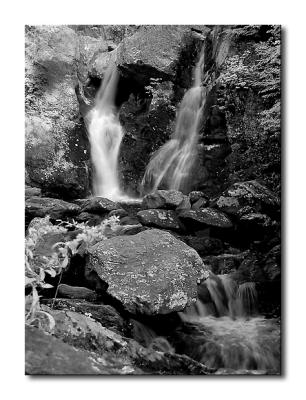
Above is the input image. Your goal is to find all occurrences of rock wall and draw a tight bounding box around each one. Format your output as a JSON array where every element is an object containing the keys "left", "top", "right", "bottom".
[{"left": 25, "top": 24, "right": 281, "bottom": 200}]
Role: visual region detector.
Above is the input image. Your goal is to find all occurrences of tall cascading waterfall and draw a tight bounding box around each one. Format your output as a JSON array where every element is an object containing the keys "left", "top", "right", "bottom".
[
  {"left": 178, "top": 273, "right": 280, "bottom": 373},
  {"left": 87, "top": 62, "right": 125, "bottom": 201},
  {"left": 141, "top": 47, "right": 206, "bottom": 194}
]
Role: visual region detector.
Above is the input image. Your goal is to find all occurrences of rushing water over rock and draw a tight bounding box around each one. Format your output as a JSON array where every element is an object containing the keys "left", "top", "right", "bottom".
[
  {"left": 179, "top": 273, "right": 280, "bottom": 373},
  {"left": 141, "top": 48, "right": 206, "bottom": 194},
  {"left": 87, "top": 63, "right": 125, "bottom": 201}
]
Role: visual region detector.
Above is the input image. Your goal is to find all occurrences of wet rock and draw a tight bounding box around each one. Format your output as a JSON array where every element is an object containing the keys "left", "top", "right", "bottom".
[
  {"left": 239, "top": 212, "right": 272, "bottom": 228},
  {"left": 191, "top": 197, "right": 209, "bottom": 210},
  {"left": 262, "top": 244, "right": 281, "bottom": 282},
  {"left": 185, "top": 237, "right": 224, "bottom": 256},
  {"left": 86, "top": 229, "right": 209, "bottom": 315},
  {"left": 57, "top": 284, "right": 98, "bottom": 301},
  {"left": 189, "top": 191, "right": 206, "bottom": 204},
  {"left": 142, "top": 190, "right": 186, "bottom": 210},
  {"left": 81, "top": 197, "right": 120, "bottom": 214},
  {"left": 179, "top": 208, "right": 233, "bottom": 230},
  {"left": 213, "top": 180, "right": 280, "bottom": 217},
  {"left": 137, "top": 209, "right": 181, "bottom": 230},
  {"left": 25, "top": 325, "right": 139, "bottom": 375},
  {"left": 120, "top": 216, "right": 140, "bottom": 226},
  {"left": 116, "top": 26, "right": 203, "bottom": 87},
  {"left": 202, "top": 252, "right": 250, "bottom": 275},
  {"left": 118, "top": 224, "right": 145, "bottom": 236},
  {"left": 176, "top": 197, "right": 192, "bottom": 212},
  {"left": 108, "top": 208, "right": 129, "bottom": 218},
  {"left": 25, "top": 196, "right": 81, "bottom": 222},
  {"left": 231, "top": 256, "right": 266, "bottom": 284}
]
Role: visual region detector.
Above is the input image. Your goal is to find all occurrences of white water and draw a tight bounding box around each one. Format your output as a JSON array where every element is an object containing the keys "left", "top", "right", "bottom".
[
  {"left": 87, "top": 63, "right": 126, "bottom": 201},
  {"left": 141, "top": 47, "right": 206, "bottom": 194},
  {"left": 180, "top": 273, "right": 280, "bottom": 373}
]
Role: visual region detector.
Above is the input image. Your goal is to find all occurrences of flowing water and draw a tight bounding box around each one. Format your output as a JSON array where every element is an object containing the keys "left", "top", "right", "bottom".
[
  {"left": 141, "top": 47, "right": 206, "bottom": 194},
  {"left": 179, "top": 273, "right": 280, "bottom": 374},
  {"left": 87, "top": 63, "right": 126, "bottom": 201}
]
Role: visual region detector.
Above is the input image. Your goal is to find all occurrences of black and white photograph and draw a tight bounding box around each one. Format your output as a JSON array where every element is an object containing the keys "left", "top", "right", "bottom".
[{"left": 24, "top": 24, "right": 282, "bottom": 376}]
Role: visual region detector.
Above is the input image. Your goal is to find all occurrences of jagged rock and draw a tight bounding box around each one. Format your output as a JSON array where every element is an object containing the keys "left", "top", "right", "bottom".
[
  {"left": 179, "top": 208, "right": 233, "bottom": 230},
  {"left": 86, "top": 229, "right": 209, "bottom": 315},
  {"left": 116, "top": 26, "right": 203, "bottom": 86},
  {"left": 142, "top": 190, "right": 186, "bottom": 210},
  {"left": 25, "top": 196, "right": 81, "bottom": 222},
  {"left": 202, "top": 252, "right": 250, "bottom": 275},
  {"left": 176, "top": 197, "right": 192, "bottom": 212},
  {"left": 189, "top": 191, "right": 206, "bottom": 204},
  {"left": 137, "top": 209, "right": 181, "bottom": 230},
  {"left": 213, "top": 181, "right": 280, "bottom": 217},
  {"left": 191, "top": 197, "right": 208, "bottom": 210},
  {"left": 25, "top": 325, "right": 140, "bottom": 375},
  {"left": 80, "top": 197, "right": 119, "bottom": 213},
  {"left": 239, "top": 213, "right": 272, "bottom": 228}
]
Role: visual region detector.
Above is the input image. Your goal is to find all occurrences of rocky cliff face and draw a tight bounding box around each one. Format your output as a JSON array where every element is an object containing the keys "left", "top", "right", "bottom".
[{"left": 25, "top": 24, "right": 280, "bottom": 199}]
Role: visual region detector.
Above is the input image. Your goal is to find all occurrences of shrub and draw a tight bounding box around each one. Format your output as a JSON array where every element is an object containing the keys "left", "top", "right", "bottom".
[{"left": 25, "top": 215, "right": 120, "bottom": 330}]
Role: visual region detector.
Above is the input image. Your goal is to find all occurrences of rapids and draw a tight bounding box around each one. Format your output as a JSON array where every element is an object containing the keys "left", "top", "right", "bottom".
[{"left": 178, "top": 273, "right": 280, "bottom": 374}]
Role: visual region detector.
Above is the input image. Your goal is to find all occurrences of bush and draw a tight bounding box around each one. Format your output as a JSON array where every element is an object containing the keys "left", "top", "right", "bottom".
[{"left": 25, "top": 215, "right": 120, "bottom": 330}]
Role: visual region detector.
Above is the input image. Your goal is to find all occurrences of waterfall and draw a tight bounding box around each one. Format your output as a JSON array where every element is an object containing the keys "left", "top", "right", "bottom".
[
  {"left": 178, "top": 273, "right": 280, "bottom": 373},
  {"left": 141, "top": 47, "right": 206, "bottom": 194},
  {"left": 87, "top": 63, "right": 125, "bottom": 201}
]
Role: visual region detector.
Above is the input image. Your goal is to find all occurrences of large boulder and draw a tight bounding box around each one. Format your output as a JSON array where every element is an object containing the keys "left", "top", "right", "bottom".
[
  {"left": 116, "top": 26, "right": 204, "bottom": 87},
  {"left": 137, "top": 209, "right": 181, "bottom": 231},
  {"left": 86, "top": 229, "right": 209, "bottom": 315}
]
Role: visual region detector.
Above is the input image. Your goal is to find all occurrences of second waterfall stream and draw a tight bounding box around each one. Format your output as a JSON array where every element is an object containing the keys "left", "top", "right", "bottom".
[{"left": 141, "top": 46, "right": 206, "bottom": 193}]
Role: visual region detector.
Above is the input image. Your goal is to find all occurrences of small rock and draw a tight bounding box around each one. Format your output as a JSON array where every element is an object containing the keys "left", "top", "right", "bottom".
[
  {"left": 142, "top": 190, "right": 186, "bottom": 210},
  {"left": 179, "top": 208, "right": 233, "bottom": 229},
  {"left": 137, "top": 209, "right": 181, "bottom": 230},
  {"left": 81, "top": 197, "right": 119, "bottom": 214},
  {"left": 191, "top": 197, "right": 208, "bottom": 210},
  {"left": 189, "top": 191, "right": 206, "bottom": 204}
]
